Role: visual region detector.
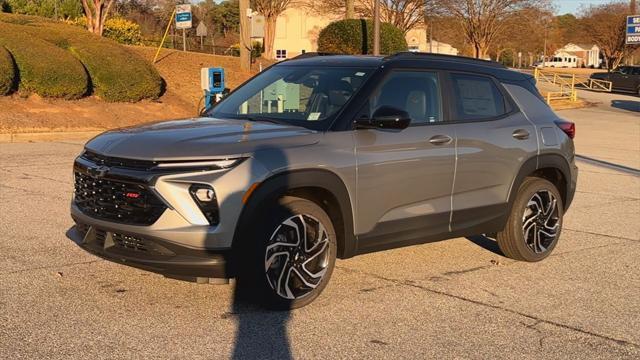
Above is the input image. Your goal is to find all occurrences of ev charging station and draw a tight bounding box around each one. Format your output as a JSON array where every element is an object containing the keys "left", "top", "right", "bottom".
[{"left": 201, "top": 67, "right": 225, "bottom": 110}]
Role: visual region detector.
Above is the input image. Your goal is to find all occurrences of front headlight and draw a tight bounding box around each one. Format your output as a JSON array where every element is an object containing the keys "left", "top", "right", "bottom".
[{"left": 154, "top": 158, "right": 245, "bottom": 171}]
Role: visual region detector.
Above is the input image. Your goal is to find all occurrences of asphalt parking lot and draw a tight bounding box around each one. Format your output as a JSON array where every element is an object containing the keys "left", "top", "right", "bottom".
[{"left": 1, "top": 91, "right": 639, "bottom": 359}]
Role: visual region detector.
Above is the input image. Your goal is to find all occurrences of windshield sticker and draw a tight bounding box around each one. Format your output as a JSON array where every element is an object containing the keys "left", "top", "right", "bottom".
[
  {"left": 307, "top": 112, "right": 321, "bottom": 121},
  {"left": 355, "top": 72, "right": 366, "bottom": 77}
]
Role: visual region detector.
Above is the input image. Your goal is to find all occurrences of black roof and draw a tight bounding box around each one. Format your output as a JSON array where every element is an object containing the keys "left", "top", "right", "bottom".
[{"left": 278, "top": 52, "right": 529, "bottom": 82}]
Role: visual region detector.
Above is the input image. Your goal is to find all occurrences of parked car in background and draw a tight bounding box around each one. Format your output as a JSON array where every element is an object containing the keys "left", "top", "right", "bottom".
[{"left": 590, "top": 66, "right": 640, "bottom": 96}]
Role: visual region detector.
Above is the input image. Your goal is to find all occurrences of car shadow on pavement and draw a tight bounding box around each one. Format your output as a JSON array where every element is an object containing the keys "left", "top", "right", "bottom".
[
  {"left": 611, "top": 100, "right": 640, "bottom": 112},
  {"left": 228, "top": 143, "right": 294, "bottom": 359},
  {"left": 229, "top": 284, "right": 293, "bottom": 360},
  {"left": 465, "top": 235, "right": 503, "bottom": 256}
]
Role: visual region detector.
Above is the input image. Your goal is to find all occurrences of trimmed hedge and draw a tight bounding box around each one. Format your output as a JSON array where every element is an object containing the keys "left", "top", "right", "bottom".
[
  {"left": 0, "top": 23, "right": 89, "bottom": 99},
  {"left": 0, "top": 13, "right": 162, "bottom": 102},
  {"left": 0, "top": 45, "right": 16, "bottom": 95},
  {"left": 318, "top": 19, "right": 408, "bottom": 55},
  {"left": 31, "top": 22, "right": 163, "bottom": 102}
]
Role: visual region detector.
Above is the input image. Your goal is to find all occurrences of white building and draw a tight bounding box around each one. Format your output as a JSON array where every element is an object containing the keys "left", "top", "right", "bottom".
[
  {"left": 271, "top": 6, "right": 432, "bottom": 60},
  {"left": 554, "top": 43, "right": 601, "bottom": 68},
  {"left": 422, "top": 40, "right": 459, "bottom": 56}
]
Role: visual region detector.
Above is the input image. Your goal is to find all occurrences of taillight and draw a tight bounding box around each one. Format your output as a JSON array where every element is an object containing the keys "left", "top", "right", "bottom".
[{"left": 555, "top": 120, "right": 575, "bottom": 139}]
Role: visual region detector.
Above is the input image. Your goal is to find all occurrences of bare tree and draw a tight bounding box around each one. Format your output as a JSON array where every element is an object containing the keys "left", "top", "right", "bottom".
[
  {"left": 428, "top": 0, "right": 543, "bottom": 59},
  {"left": 255, "top": 0, "right": 293, "bottom": 60},
  {"left": 346, "top": 0, "right": 355, "bottom": 18},
  {"left": 360, "top": 0, "right": 431, "bottom": 34},
  {"left": 303, "top": 0, "right": 428, "bottom": 33},
  {"left": 581, "top": 1, "right": 636, "bottom": 70},
  {"left": 81, "top": 0, "right": 116, "bottom": 35}
]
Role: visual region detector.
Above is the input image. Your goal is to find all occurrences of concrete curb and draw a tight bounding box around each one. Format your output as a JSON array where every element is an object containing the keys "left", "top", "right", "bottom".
[{"left": 0, "top": 131, "right": 101, "bottom": 143}]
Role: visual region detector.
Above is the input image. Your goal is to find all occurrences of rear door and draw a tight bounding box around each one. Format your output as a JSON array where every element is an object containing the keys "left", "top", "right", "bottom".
[
  {"left": 355, "top": 69, "right": 456, "bottom": 250},
  {"left": 447, "top": 72, "right": 538, "bottom": 234}
]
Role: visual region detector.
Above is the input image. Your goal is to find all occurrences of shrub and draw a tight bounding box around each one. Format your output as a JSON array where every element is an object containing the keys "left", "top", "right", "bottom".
[
  {"left": 0, "top": 13, "right": 162, "bottom": 102},
  {"left": 103, "top": 18, "right": 142, "bottom": 45},
  {"left": 69, "top": 17, "right": 143, "bottom": 45},
  {"left": 0, "top": 45, "right": 16, "bottom": 95},
  {"left": 29, "top": 22, "right": 162, "bottom": 101},
  {"left": 317, "top": 19, "right": 408, "bottom": 55},
  {"left": 0, "top": 23, "right": 88, "bottom": 98}
]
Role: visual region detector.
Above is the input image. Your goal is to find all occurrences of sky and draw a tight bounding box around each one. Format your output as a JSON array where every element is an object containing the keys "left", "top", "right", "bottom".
[{"left": 553, "top": 0, "right": 624, "bottom": 15}]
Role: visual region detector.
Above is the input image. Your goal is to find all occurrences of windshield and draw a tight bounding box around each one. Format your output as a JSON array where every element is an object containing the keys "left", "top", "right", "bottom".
[{"left": 207, "top": 65, "right": 374, "bottom": 130}]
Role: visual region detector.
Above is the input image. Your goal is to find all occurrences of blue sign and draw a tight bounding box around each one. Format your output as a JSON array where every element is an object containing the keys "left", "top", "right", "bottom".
[
  {"left": 175, "top": 4, "right": 192, "bottom": 30},
  {"left": 627, "top": 15, "right": 640, "bottom": 45},
  {"left": 176, "top": 13, "right": 191, "bottom": 22}
]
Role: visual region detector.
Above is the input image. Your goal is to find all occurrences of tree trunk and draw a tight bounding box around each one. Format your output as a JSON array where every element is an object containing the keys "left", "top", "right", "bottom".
[
  {"left": 345, "top": 0, "right": 355, "bottom": 19},
  {"left": 263, "top": 16, "right": 277, "bottom": 61},
  {"left": 239, "top": 0, "right": 251, "bottom": 71}
]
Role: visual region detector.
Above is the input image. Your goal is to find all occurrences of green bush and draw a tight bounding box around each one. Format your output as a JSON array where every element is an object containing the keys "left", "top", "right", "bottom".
[
  {"left": 102, "top": 18, "right": 143, "bottom": 45},
  {"left": 69, "top": 17, "right": 143, "bottom": 45},
  {"left": 0, "top": 23, "right": 88, "bottom": 98},
  {"left": 0, "top": 13, "right": 162, "bottom": 102},
  {"left": 317, "top": 19, "right": 408, "bottom": 55},
  {"left": 0, "top": 45, "right": 16, "bottom": 95}
]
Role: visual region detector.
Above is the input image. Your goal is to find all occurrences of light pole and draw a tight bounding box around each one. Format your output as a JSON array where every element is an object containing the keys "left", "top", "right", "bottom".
[{"left": 373, "top": 0, "right": 380, "bottom": 55}]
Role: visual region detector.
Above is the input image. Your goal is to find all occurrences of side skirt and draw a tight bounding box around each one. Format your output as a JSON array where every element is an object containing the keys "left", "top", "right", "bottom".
[{"left": 355, "top": 203, "right": 509, "bottom": 256}]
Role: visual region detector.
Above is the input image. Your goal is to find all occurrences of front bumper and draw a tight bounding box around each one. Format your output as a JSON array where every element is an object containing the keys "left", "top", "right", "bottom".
[{"left": 68, "top": 217, "right": 232, "bottom": 279}]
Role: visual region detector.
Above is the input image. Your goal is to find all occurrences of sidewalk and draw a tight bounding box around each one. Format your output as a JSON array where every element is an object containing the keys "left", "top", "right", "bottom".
[{"left": 557, "top": 90, "right": 640, "bottom": 170}]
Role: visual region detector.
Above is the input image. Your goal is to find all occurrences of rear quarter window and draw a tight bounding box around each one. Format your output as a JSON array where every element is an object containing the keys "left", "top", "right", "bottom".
[{"left": 450, "top": 73, "right": 508, "bottom": 121}]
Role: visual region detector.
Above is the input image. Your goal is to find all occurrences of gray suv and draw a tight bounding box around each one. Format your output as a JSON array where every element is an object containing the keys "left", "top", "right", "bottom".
[{"left": 70, "top": 53, "right": 578, "bottom": 309}]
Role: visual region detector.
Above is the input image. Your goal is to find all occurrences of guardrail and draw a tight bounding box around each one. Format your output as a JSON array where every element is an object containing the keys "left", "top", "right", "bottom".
[{"left": 532, "top": 68, "right": 613, "bottom": 105}]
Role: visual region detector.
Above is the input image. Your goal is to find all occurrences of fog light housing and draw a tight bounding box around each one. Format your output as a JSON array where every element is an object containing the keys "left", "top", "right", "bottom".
[{"left": 189, "top": 184, "right": 220, "bottom": 225}]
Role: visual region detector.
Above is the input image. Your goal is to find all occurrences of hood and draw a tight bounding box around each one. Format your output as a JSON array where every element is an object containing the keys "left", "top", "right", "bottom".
[
  {"left": 590, "top": 72, "right": 608, "bottom": 79},
  {"left": 85, "top": 117, "right": 321, "bottom": 161}
]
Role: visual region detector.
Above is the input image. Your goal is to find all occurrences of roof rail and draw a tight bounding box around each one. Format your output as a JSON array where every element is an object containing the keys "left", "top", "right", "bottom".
[
  {"left": 292, "top": 52, "right": 341, "bottom": 59},
  {"left": 386, "top": 52, "right": 506, "bottom": 68}
]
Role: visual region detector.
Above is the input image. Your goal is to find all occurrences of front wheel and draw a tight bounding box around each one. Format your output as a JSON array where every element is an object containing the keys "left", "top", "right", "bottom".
[
  {"left": 496, "top": 177, "right": 563, "bottom": 262},
  {"left": 237, "top": 197, "right": 337, "bottom": 310}
]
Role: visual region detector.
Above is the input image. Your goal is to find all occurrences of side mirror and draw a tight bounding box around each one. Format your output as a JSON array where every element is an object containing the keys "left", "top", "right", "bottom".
[{"left": 356, "top": 106, "right": 411, "bottom": 130}]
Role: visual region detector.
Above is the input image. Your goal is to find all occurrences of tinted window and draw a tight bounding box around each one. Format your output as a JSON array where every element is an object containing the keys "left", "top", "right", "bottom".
[
  {"left": 370, "top": 71, "right": 442, "bottom": 124},
  {"left": 451, "top": 73, "right": 508, "bottom": 121}
]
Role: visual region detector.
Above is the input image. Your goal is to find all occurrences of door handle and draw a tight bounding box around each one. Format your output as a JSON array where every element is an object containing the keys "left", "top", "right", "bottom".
[
  {"left": 428, "top": 134, "right": 452, "bottom": 145},
  {"left": 512, "top": 129, "right": 530, "bottom": 140}
]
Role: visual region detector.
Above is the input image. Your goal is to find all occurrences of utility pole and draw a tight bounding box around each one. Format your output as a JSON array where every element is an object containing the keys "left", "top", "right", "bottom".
[
  {"left": 239, "top": 0, "right": 251, "bottom": 71},
  {"left": 373, "top": 0, "right": 380, "bottom": 55}
]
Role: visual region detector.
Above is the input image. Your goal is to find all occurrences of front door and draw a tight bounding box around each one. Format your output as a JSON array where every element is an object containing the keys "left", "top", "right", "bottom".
[{"left": 355, "top": 70, "right": 456, "bottom": 251}]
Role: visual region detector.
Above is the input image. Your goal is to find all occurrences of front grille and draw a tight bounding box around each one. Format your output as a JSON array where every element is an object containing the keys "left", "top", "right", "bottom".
[
  {"left": 74, "top": 172, "right": 166, "bottom": 225},
  {"left": 113, "top": 233, "right": 148, "bottom": 252},
  {"left": 81, "top": 151, "right": 157, "bottom": 171},
  {"left": 95, "top": 228, "right": 107, "bottom": 247}
]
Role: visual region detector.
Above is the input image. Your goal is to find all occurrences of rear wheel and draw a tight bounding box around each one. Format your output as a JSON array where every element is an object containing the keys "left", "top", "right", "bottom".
[
  {"left": 497, "top": 177, "right": 563, "bottom": 262},
  {"left": 236, "top": 197, "right": 337, "bottom": 309}
]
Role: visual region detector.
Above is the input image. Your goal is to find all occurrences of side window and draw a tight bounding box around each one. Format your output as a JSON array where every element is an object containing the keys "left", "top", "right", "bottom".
[
  {"left": 450, "top": 73, "right": 508, "bottom": 121},
  {"left": 371, "top": 71, "right": 442, "bottom": 124}
]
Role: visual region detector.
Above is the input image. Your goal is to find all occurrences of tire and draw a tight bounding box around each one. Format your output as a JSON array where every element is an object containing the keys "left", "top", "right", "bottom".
[
  {"left": 496, "top": 177, "right": 563, "bottom": 262},
  {"left": 235, "top": 197, "right": 337, "bottom": 310}
]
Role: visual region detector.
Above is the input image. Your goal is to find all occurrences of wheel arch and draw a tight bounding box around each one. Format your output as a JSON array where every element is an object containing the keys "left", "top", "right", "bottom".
[
  {"left": 508, "top": 154, "right": 573, "bottom": 212},
  {"left": 233, "top": 169, "right": 357, "bottom": 260}
]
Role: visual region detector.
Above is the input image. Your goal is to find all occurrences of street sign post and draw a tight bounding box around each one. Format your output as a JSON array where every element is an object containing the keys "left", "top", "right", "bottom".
[
  {"left": 176, "top": 4, "right": 192, "bottom": 51},
  {"left": 626, "top": 15, "right": 640, "bottom": 45},
  {"left": 196, "top": 22, "right": 207, "bottom": 50}
]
